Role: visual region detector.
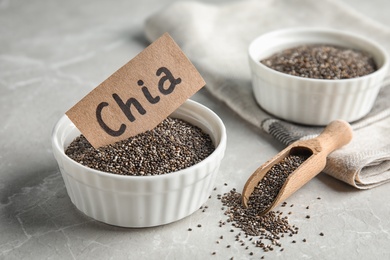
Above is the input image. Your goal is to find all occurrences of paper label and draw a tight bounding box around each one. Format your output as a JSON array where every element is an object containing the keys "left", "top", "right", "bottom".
[{"left": 66, "top": 33, "right": 205, "bottom": 148}]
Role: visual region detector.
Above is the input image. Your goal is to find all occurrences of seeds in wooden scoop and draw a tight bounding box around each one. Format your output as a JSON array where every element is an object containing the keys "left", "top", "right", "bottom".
[{"left": 248, "top": 154, "right": 309, "bottom": 213}]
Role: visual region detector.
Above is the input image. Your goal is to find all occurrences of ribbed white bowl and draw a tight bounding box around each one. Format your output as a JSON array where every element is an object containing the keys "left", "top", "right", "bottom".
[
  {"left": 249, "top": 28, "right": 389, "bottom": 125},
  {"left": 52, "top": 100, "right": 226, "bottom": 227}
]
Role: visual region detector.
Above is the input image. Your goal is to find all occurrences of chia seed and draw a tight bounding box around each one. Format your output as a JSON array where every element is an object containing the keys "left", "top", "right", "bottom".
[
  {"left": 218, "top": 154, "right": 310, "bottom": 253},
  {"left": 65, "top": 117, "right": 215, "bottom": 176},
  {"left": 261, "top": 44, "right": 377, "bottom": 79},
  {"left": 221, "top": 189, "right": 295, "bottom": 252},
  {"left": 248, "top": 154, "right": 309, "bottom": 214}
]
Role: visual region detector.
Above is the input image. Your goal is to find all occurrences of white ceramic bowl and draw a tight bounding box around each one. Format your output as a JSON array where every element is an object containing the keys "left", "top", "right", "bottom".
[
  {"left": 249, "top": 28, "right": 389, "bottom": 125},
  {"left": 52, "top": 100, "right": 226, "bottom": 227}
]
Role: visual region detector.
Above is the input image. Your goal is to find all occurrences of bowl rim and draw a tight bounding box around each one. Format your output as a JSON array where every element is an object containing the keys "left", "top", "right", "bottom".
[
  {"left": 52, "top": 99, "right": 227, "bottom": 181},
  {"left": 248, "top": 27, "right": 390, "bottom": 83}
]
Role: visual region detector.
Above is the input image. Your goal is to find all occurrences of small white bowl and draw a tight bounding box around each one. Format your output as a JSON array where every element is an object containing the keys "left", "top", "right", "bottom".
[
  {"left": 52, "top": 100, "right": 226, "bottom": 227},
  {"left": 249, "top": 28, "right": 389, "bottom": 125}
]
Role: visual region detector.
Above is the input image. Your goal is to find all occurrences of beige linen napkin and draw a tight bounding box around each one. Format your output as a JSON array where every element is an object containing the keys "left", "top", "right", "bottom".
[{"left": 144, "top": 0, "right": 390, "bottom": 189}]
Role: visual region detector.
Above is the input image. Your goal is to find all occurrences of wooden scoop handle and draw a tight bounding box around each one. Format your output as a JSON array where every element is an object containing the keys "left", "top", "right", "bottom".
[{"left": 312, "top": 119, "right": 353, "bottom": 155}]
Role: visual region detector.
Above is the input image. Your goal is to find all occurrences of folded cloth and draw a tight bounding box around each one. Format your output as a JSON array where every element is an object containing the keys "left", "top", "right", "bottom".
[{"left": 144, "top": 0, "right": 390, "bottom": 189}]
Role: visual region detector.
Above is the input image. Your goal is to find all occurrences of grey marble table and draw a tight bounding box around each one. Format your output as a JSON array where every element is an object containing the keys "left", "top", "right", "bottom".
[{"left": 1, "top": 0, "right": 389, "bottom": 259}]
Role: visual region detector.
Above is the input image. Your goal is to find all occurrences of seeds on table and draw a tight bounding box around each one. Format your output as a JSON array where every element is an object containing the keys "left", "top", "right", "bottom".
[{"left": 216, "top": 154, "right": 316, "bottom": 254}]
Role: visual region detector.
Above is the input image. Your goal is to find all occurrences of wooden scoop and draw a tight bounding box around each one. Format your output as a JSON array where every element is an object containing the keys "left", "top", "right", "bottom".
[{"left": 242, "top": 120, "right": 353, "bottom": 215}]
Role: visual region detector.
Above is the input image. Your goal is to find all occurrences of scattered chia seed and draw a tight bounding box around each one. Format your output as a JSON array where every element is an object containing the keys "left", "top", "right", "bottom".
[
  {"left": 217, "top": 155, "right": 311, "bottom": 253},
  {"left": 65, "top": 117, "right": 215, "bottom": 176},
  {"left": 261, "top": 44, "right": 377, "bottom": 79},
  {"left": 220, "top": 189, "right": 296, "bottom": 252}
]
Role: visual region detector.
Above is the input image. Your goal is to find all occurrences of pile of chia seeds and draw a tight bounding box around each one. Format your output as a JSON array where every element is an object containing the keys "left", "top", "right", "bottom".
[
  {"left": 218, "top": 155, "right": 310, "bottom": 253},
  {"left": 65, "top": 117, "right": 215, "bottom": 176},
  {"left": 221, "top": 189, "right": 297, "bottom": 252},
  {"left": 261, "top": 44, "right": 377, "bottom": 79}
]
